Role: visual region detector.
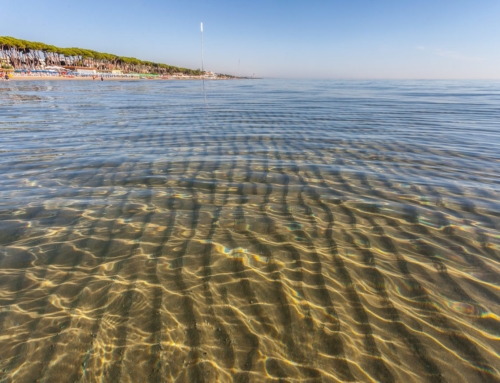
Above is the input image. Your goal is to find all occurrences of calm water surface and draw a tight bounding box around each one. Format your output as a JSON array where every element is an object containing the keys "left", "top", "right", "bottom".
[{"left": 0, "top": 79, "right": 499, "bottom": 382}]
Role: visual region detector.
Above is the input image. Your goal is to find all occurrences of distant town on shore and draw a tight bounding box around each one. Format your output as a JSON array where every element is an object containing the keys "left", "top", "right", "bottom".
[{"left": 0, "top": 36, "right": 237, "bottom": 79}]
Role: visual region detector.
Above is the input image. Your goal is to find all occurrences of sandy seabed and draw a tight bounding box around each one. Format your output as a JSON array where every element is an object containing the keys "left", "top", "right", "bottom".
[{"left": 1, "top": 78, "right": 498, "bottom": 383}]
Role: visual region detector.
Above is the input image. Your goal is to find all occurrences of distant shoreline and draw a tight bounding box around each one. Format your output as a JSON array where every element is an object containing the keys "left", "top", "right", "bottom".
[
  {"left": 4, "top": 75, "right": 239, "bottom": 82},
  {"left": 7, "top": 76, "right": 139, "bottom": 81}
]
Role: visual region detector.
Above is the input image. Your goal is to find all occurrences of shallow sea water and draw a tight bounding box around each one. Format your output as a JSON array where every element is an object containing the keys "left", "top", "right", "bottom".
[{"left": 0, "top": 79, "right": 499, "bottom": 383}]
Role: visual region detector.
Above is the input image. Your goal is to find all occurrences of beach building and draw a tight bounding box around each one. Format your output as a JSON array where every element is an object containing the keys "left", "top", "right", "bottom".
[
  {"left": 172, "top": 72, "right": 190, "bottom": 79},
  {"left": 204, "top": 71, "right": 216, "bottom": 79},
  {"left": 100, "top": 69, "right": 123, "bottom": 75},
  {"left": 64, "top": 66, "right": 97, "bottom": 75}
]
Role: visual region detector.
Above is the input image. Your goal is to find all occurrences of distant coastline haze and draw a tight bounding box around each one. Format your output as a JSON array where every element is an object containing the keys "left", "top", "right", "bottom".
[{"left": 3, "top": 0, "right": 500, "bottom": 79}]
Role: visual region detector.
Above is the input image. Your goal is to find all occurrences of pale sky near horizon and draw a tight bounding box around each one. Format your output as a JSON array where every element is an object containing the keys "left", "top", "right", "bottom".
[{"left": 3, "top": 0, "right": 500, "bottom": 79}]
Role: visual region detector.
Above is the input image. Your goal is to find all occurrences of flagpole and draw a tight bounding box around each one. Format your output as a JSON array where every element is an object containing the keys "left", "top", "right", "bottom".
[{"left": 200, "top": 22, "right": 204, "bottom": 75}]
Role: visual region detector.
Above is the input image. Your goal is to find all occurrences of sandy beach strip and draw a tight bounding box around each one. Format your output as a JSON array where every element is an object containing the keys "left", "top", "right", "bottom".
[
  {"left": 6, "top": 75, "right": 152, "bottom": 81},
  {"left": 3, "top": 75, "right": 233, "bottom": 82}
]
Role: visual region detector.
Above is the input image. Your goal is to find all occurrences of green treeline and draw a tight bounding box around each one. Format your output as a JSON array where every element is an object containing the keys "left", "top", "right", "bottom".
[{"left": 0, "top": 36, "right": 201, "bottom": 75}]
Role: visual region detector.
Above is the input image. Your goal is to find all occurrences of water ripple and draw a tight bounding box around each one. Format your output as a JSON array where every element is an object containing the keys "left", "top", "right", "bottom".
[{"left": 0, "top": 79, "right": 499, "bottom": 382}]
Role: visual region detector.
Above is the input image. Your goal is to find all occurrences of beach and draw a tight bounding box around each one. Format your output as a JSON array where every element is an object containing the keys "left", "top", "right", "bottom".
[
  {"left": 4, "top": 75, "right": 231, "bottom": 81},
  {"left": 6, "top": 76, "right": 141, "bottom": 81},
  {"left": 5, "top": 74, "right": 172, "bottom": 81}
]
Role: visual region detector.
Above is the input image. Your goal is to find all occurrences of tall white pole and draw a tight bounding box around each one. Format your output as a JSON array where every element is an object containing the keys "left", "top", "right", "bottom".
[{"left": 200, "top": 22, "right": 204, "bottom": 74}]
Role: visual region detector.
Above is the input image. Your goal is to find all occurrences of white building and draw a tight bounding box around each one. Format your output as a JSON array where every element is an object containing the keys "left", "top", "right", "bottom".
[{"left": 75, "top": 68, "right": 97, "bottom": 75}]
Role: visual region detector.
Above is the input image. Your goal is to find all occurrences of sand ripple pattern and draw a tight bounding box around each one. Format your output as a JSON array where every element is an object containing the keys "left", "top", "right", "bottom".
[{"left": 0, "top": 80, "right": 499, "bottom": 382}]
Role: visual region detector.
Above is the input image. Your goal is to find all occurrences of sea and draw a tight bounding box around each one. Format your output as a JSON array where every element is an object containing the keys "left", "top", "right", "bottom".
[{"left": 0, "top": 79, "right": 499, "bottom": 383}]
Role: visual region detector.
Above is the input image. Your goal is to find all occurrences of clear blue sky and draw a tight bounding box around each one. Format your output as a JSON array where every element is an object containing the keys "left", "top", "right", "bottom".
[{"left": 3, "top": 0, "right": 500, "bottom": 79}]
